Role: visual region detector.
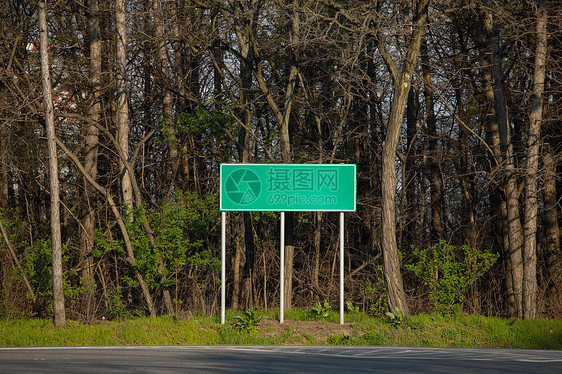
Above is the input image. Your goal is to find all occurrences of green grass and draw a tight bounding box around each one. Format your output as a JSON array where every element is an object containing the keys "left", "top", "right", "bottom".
[
  {"left": 0, "top": 316, "right": 219, "bottom": 346},
  {"left": 1, "top": 311, "right": 561, "bottom": 349}
]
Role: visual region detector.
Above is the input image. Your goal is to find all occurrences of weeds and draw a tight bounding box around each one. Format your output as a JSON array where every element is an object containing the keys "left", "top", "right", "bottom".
[
  {"left": 231, "top": 309, "right": 261, "bottom": 333},
  {"left": 386, "top": 307, "right": 406, "bottom": 328},
  {"left": 327, "top": 334, "right": 352, "bottom": 345},
  {"left": 309, "top": 300, "right": 331, "bottom": 320},
  {"left": 346, "top": 300, "right": 360, "bottom": 314}
]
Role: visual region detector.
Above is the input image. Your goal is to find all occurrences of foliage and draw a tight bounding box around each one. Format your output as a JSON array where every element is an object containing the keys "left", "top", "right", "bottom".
[
  {"left": 346, "top": 300, "right": 360, "bottom": 314},
  {"left": 21, "top": 239, "right": 52, "bottom": 316},
  {"left": 405, "top": 241, "right": 499, "bottom": 315},
  {"left": 105, "top": 288, "right": 127, "bottom": 320},
  {"left": 231, "top": 309, "right": 261, "bottom": 333},
  {"left": 162, "top": 106, "right": 234, "bottom": 160},
  {"left": 103, "top": 288, "right": 142, "bottom": 320},
  {"left": 309, "top": 300, "right": 332, "bottom": 320},
  {"left": 95, "top": 192, "right": 219, "bottom": 293},
  {"left": 18, "top": 239, "right": 92, "bottom": 317},
  {"left": 385, "top": 307, "right": 406, "bottom": 328},
  {"left": 93, "top": 231, "right": 124, "bottom": 258}
]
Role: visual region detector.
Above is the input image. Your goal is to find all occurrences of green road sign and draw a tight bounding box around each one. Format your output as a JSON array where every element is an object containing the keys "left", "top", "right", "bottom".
[{"left": 220, "top": 164, "right": 356, "bottom": 212}]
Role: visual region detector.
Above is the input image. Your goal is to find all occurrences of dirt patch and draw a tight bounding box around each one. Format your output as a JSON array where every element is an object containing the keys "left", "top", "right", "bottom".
[{"left": 257, "top": 318, "right": 362, "bottom": 344}]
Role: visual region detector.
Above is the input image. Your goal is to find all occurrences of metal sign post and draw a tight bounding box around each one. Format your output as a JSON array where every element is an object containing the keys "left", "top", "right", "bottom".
[
  {"left": 219, "top": 164, "right": 356, "bottom": 325},
  {"left": 280, "top": 212, "right": 285, "bottom": 324},
  {"left": 221, "top": 211, "right": 226, "bottom": 325},
  {"left": 340, "top": 212, "right": 344, "bottom": 325}
]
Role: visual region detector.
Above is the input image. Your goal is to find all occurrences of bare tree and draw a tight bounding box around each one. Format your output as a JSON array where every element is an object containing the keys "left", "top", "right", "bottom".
[
  {"left": 38, "top": 0, "right": 65, "bottom": 327},
  {"left": 116, "top": 0, "right": 133, "bottom": 208},
  {"left": 523, "top": 0, "right": 548, "bottom": 320},
  {"left": 481, "top": 3, "right": 524, "bottom": 318},
  {"left": 80, "top": 0, "right": 102, "bottom": 321},
  {"left": 378, "top": 0, "right": 430, "bottom": 316},
  {"left": 226, "top": 0, "right": 301, "bottom": 309},
  {"left": 421, "top": 37, "right": 442, "bottom": 242},
  {"left": 153, "top": 0, "right": 178, "bottom": 193}
]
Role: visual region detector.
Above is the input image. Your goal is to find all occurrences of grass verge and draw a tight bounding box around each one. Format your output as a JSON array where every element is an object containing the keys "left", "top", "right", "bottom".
[{"left": 1, "top": 311, "right": 561, "bottom": 349}]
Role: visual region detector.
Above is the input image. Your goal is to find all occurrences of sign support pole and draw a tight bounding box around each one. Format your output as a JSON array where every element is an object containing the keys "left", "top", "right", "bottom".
[
  {"left": 280, "top": 212, "right": 285, "bottom": 324},
  {"left": 221, "top": 211, "right": 226, "bottom": 324},
  {"left": 340, "top": 212, "right": 344, "bottom": 325}
]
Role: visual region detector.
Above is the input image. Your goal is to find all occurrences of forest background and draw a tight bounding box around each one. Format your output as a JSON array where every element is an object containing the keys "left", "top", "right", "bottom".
[{"left": 0, "top": 0, "right": 560, "bottom": 327}]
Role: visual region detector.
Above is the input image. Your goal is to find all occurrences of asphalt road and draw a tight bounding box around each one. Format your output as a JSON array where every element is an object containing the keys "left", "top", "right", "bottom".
[{"left": 1, "top": 345, "right": 561, "bottom": 373}]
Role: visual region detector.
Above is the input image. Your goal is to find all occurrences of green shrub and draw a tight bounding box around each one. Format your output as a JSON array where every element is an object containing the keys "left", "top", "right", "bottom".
[
  {"left": 21, "top": 239, "right": 53, "bottom": 316},
  {"left": 405, "top": 241, "right": 498, "bottom": 315},
  {"left": 94, "top": 192, "right": 219, "bottom": 294}
]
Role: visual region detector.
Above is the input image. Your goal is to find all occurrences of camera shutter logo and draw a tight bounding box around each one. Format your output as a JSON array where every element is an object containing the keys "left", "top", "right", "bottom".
[{"left": 225, "top": 169, "right": 261, "bottom": 205}]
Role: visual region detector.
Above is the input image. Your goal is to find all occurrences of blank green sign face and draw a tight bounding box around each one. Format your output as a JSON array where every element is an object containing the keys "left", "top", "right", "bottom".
[{"left": 220, "top": 164, "right": 356, "bottom": 212}]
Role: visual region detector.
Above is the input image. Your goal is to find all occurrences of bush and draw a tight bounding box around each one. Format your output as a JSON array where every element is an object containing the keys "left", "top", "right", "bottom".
[
  {"left": 405, "top": 241, "right": 498, "bottom": 315},
  {"left": 95, "top": 192, "right": 219, "bottom": 293}
]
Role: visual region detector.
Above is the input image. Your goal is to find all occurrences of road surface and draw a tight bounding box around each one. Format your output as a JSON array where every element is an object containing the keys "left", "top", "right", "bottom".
[{"left": 1, "top": 345, "right": 561, "bottom": 373}]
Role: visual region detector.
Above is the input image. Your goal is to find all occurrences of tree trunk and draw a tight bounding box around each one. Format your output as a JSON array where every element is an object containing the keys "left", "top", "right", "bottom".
[
  {"left": 483, "top": 7, "right": 523, "bottom": 318},
  {"left": 279, "top": 5, "right": 299, "bottom": 311},
  {"left": 455, "top": 86, "right": 477, "bottom": 247},
  {"left": 171, "top": 2, "right": 188, "bottom": 188},
  {"left": 313, "top": 116, "right": 323, "bottom": 292},
  {"left": 38, "top": 0, "right": 65, "bottom": 327},
  {"left": 242, "top": 211, "right": 255, "bottom": 309},
  {"left": 523, "top": 0, "right": 547, "bottom": 320},
  {"left": 236, "top": 17, "right": 256, "bottom": 309},
  {"left": 421, "top": 37, "right": 443, "bottom": 242},
  {"left": 232, "top": 219, "right": 242, "bottom": 310},
  {"left": 114, "top": 0, "right": 161, "bottom": 317},
  {"left": 280, "top": 5, "right": 299, "bottom": 311},
  {"left": 312, "top": 211, "right": 322, "bottom": 289},
  {"left": 153, "top": 0, "right": 178, "bottom": 195},
  {"left": 0, "top": 123, "right": 8, "bottom": 210},
  {"left": 381, "top": 76, "right": 412, "bottom": 316},
  {"left": 404, "top": 87, "right": 419, "bottom": 248},
  {"left": 80, "top": 0, "right": 102, "bottom": 321},
  {"left": 377, "top": 0, "right": 429, "bottom": 316},
  {"left": 151, "top": 0, "right": 175, "bottom": 315},
  {"left": 544, "top": 142, "right": 561, "bottom": 303},
  {"left": 477, "top": 28, "right": 516, "bottom": 315},
  {"left": 116, "top": 0, "right": 133, "bottom": 208}
]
